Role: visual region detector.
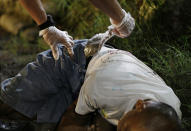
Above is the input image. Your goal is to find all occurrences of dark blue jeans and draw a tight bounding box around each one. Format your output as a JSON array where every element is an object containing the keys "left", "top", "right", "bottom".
[{"left": 0, "top": 40, "right": 88, "bottom": 123}]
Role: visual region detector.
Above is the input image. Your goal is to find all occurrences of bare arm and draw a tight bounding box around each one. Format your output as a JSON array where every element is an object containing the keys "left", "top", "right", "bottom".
[
  {"left": 89, "top": 0, "right": 124, "bottom": 25},
  {"left": 19, "top": 0, "right": 123, "bottom": 25},
  {"left": 89, "top": 0, "right": 135, "bottom": 38},
  {"left": 19, "top": 0, "right": 47, "bottom": 25},
  {"left": 18, "top": 0, "right": 74, "bottom": 60}
]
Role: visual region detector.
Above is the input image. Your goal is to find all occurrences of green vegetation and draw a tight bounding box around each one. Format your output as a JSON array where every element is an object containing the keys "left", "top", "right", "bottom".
[{"left": 0, "top": 0, "right": 190, "bottom": 130}]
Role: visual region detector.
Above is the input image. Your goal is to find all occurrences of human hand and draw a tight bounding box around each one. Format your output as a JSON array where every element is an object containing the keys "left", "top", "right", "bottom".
[
  {"left": 109, "top": 9, "right": 135, "bottom": 38},
  {"left": 39, "top": 26, "right": 74, "bottom": 60}
]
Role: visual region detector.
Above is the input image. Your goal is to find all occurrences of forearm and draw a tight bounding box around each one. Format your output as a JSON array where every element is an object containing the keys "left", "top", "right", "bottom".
[
  {"left": 89, "top": 0, "right": 124, "bottom": 25},
  {"left": 19, "top": 0, "right": 47, "bottom": 25}
]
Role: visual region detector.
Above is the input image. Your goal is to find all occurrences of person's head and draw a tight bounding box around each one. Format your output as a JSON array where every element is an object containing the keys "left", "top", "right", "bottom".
[{"left": 118, "top": 99, "right": 183, "bottom": 131}]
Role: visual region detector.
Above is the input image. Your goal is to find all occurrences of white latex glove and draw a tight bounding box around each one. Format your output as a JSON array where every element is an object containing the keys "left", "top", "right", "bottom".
[
  {"left": 109, "top": 9, "right": 135, "bottom": 38},
  {"left": 39, "top": 26, "right": 74, "bottom": 60}
]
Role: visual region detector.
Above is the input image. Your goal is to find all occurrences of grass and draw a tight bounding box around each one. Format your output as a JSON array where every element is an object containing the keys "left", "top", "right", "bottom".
[{"left": 0, "top": 0, "right": 190, "bottom": 130}]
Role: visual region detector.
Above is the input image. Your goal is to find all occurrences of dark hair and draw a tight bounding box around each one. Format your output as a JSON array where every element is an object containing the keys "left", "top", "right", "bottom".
[{"left": 118, "top": 102, "right": 183, "bottom": 131}]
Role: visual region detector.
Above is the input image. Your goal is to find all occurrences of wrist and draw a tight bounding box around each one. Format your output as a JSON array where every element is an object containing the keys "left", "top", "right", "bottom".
[
  {"left": 110, "top": 9, "right": 125, "bottom": 25},
  {"left": 38, "top": 15, "right": 55, "bottom": 31},
  {"left": 110, "top": 9, "right": 126, "bottom": 27}
]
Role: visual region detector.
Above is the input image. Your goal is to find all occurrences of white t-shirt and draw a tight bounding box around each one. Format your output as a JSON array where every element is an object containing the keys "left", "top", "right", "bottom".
[{"left": 75, "top": 47, "right": 182, "bottom": 125}]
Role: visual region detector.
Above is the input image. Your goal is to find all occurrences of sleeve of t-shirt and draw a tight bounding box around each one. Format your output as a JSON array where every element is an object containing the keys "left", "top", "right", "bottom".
[{"left": 75, "top": 82, "right": 95, "bottom": 115}]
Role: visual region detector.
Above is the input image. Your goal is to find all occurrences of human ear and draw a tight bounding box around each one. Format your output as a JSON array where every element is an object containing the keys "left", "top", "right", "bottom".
[{"left": 135, "top": 100, "right": 145, "bottom": 112}]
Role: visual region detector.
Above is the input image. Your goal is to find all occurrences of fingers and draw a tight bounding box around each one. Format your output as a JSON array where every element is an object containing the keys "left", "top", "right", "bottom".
[
  {"left": 67, "top": 46, "right": 74, "bottom": 58},
  {"left": 47, "top": 34, "right": 74, "bottom": 59},
  {"left": 66, "top": 33, "right": 74, "bottom": 47},
  {"left": 108, "top": 25, "right": 125, "bottom": 38},
  {"left": 111, "top": 29, "right": 121, "bottom": 37},
  {"left": 58, "top": 32, "right": 74, "bottom": 57},
  {"left": 41, "top": 26, "right": 75, "bottom": 59},
  {"left": 63, "top": 31, "right": 73, "bottom": 41},
  {"left": 50, "top": 44, "right": 59, "bottom": 60},
  {"left": 68, "top": 36, "right": 73, "bottom": 41},
  {"left": 62, "top": 39, "right": 74, "bottom": 57},
  {"left": 51, "top": 41, "right": 74, "bottom": 60}
]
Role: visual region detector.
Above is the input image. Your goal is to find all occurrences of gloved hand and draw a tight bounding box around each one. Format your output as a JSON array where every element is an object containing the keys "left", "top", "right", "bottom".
[
  {"left": 109, "top": 9, "right": 135, "bottom": 38},
  {"left": 39, "top": 26, "right": 74, "bottom": 60}
]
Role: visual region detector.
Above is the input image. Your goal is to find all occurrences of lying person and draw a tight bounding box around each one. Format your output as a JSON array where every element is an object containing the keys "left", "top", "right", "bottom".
[
  {"left": 0, "top": 30, "right": 124, "bottom": 131},
  {"left": 0, "top": 6, "right": 135, "bottom": 130},
  {"left": 58, "top": 41, "right": 183, "bottom": 131},
  {"left": 1, "top": 17, "right": 182, "bottom": 131},
  {"left": 0, "top": 37, "right": 182, "bottom": 131}
]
